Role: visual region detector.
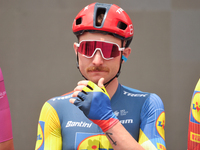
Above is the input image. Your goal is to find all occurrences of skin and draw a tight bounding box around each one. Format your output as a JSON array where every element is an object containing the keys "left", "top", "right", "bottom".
[
  {"left": 0, "top": 139, "right": 14, "bottom": 150},
  {"left": 75, "top": 32, "right": 126, "bottom": 85},
  {"left": 73, "top": 32, "right": 131, "bottom": 98},
  {"left": 70, "top": 32, "right": 145, "bottom": 150}
]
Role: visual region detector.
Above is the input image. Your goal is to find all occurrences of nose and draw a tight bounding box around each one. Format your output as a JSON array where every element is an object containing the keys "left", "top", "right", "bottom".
[{"left": 92, "top": 50, "right": 104, "bottom": 66}]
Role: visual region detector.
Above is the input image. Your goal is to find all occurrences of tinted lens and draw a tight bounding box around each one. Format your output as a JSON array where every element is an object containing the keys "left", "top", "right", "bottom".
[
  {"left": 78, "top": 41, "right": 94, "bottom": 57},
  {"left": 78, "top": 41, "right": 120, "bottom": 59},
  {"left": 101, "top": 43, "right": 120, "bottom": 58}
]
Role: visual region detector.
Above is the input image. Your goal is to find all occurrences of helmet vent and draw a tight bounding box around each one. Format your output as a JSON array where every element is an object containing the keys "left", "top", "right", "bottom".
[
  {"left": 95, "top": 8, "right": 106, "bottom": 27},
  {"left": 117, "top": 21, "right": 127, "bottom": 30},
  {"left": 76, "top": 17, "right": 82, "bottom": 25}
]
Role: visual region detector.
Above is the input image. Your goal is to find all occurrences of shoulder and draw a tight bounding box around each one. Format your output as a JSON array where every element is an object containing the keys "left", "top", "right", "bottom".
[
  {"left": 140, "top": 93, "right": 165, "bottom": 120},
  {"left": 120, "top": 84, "right": 164, "bottom": 110},
  {"left": 39, "top": 91, "right": 74, "bottom": 119},
  {"left": 46, "top": 91, "right": 73, "bottom": 105},
  {"left": 120, "top": 84, "right": 150, "bottom": 99},
  {"left": 144, "top": 93, "right": 164, "bottom": 110},
  {"left": 40, "top": 91, "right": 74, "bottom": 112}
]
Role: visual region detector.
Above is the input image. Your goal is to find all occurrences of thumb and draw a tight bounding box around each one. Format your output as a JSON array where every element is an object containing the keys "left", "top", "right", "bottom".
[{"left": 98, "top": 78, "right": 104, "bottom": 88}]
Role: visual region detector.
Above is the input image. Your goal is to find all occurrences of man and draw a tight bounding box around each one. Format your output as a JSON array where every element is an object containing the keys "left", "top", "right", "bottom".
[
  {"left": 35, "top": 2, "right": 166, "bottom": 150},
  {"left": 0, "top": 68, "right": 14, "bottom": 150}
]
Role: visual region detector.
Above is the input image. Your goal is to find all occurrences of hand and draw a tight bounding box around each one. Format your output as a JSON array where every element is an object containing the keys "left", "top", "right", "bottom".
[{"left": 70, "top": 78, "right": 119, "bottom": 132}]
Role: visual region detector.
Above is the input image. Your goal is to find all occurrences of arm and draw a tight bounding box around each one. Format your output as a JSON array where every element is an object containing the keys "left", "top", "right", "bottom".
[
  {"left": 138, "top": 94, "right": 166, "bottom": 150},
  {"left": 35, "top": 102, "right": 62, "bottom": 150},
  {"left": 0, "top": 139, "right": 14, "bottom": 150},
  {"left": 70, "top": 79, "right": 144, "bottom": 149},
  {"left": 105, "top": 122, "right": 144, "bottom": 150}
]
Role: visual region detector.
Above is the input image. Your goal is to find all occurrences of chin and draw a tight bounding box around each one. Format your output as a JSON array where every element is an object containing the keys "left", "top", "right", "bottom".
[
  {"left": 89, "top": 78, "right": 100, "bottom": 84},
  {"left": 87, "top": 72, "right": 108, "bottom": 82},
  {"left": 87, "top": 76, "right": 102, "bottom": 84}
]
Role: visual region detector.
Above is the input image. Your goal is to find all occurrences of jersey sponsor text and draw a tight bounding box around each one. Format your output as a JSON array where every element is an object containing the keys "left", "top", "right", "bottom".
[
  {"left": 190, "top": 132, "right": 200, "bottom": 143},
  {"left": 123, "top": 91, "right": 147, "bottom": 97},
  {"left": 120, "top": 119, "right": 133, "bottom": 124},
  {"left": 66, "top": 121, "right": 92, "bottom": 128},
  {"left": 0, "top": 91, "right": 6, "bottom": 99},
  {"left": 51, "top": 94, "right": 72, "bottom": 101}
]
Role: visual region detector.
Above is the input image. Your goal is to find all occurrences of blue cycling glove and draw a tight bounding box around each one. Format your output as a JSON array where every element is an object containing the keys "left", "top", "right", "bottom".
[{"left": 73, "top": 81, "right": 119, "bottom": 132}]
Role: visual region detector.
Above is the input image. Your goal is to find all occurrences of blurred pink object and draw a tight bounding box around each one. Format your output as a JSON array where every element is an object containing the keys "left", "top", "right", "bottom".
[{"left": 0, "top": 68, "right": 13, "bottom": 142}]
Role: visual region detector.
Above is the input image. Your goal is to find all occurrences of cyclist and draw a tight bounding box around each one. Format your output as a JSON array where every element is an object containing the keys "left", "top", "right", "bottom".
[{"left": 35, "top": 2, "right": 166, "bottom": 150}]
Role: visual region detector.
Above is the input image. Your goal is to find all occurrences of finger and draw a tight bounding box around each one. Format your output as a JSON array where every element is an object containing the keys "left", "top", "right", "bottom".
[
  {"left": 74, "top": 85, "right": 86, "bottom": 92},
  {"left": 77, "top": 80, "right": 89, "bottom": 86},
  {"left": 72, "top": 91, "right": 80, "bottom": 97},
  {"left": 69, "top": 98, "right": 76, "bottom": 104},
  {"left": 98, "top": 78, "right": 104, "bottom": 88}
]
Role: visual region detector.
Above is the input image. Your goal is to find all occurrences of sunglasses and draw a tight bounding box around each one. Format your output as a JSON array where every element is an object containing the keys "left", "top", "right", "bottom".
[{"left": 76, "top": 40, "right": 125, "bottom": 60}]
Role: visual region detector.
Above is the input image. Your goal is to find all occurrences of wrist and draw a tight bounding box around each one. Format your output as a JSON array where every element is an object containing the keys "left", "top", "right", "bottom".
[
  {"left": 91, "top": 115, "right": 119, "bottom": 132},
  {"left": 102, "top": 118, "right": 119, "bottom": 132}
]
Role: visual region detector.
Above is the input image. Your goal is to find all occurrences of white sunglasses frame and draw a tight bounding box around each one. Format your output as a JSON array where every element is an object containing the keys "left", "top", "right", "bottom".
[{"left": 76, "top": 40, "right": 125, "bottom": 60}]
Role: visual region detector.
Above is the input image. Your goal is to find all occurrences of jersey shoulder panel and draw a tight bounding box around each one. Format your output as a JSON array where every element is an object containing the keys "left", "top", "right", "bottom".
[
  {"left": 120, "top": 85, "right": 151, "bottom": 100},
  {"left": 141, "top": 93, "right": 165, "bottom": 117},
  {"left": 122, "top": 85, "right": 148, "bottom": 93},
  {"left": 35, "top": 101, "right": 62, "bottom": 150},
  {"left": 139, "top": 93, "right": 166, "bottom": 150},
  {"left": 48, "top": 91, "right": 73, "bottom": 104},
  {"left": 46, "top": 91, "right": 74, "bottom": 121}
]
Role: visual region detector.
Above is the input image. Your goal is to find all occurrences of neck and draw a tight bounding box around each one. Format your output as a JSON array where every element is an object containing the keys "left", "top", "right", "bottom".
[{"left": 105, "top": 78, "right": 119, "bottom": 99}]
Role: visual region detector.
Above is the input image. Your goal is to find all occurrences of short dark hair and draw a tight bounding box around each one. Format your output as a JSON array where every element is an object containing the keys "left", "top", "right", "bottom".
[{"left": 96, "top": 13, "right": 104, "bottom": 26}]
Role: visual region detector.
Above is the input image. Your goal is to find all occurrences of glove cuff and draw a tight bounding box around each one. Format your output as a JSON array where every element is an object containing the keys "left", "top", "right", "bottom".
[{"left": 91, "top": 117, "right": 119, "bottom": 132}]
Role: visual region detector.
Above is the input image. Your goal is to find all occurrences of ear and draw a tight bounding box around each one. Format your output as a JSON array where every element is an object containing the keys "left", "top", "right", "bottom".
[
  {"left": 122, "top": 47, "right": 131, "bottom": 63},
  {"left": 74, "top": 42, "right": 78, "bottom": 55}
]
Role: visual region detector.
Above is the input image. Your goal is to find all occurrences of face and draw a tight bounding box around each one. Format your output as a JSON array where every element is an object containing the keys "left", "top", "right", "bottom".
[{"left": 74, "top": 32, "right": 131, "bottom": 84}]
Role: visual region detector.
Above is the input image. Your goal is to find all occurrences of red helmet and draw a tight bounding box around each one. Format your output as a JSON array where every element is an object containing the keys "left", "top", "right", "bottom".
[{"left": 72, "top": 2, "right": 134, "bottom": 47}]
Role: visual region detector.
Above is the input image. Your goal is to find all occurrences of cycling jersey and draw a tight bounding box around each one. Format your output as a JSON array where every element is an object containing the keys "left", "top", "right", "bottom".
[
  {"left": 0, "top": 68, "right": 13, "bottom": 143},
  {"left": 35, "top": 83, "right": 166, "bottom": 150}
]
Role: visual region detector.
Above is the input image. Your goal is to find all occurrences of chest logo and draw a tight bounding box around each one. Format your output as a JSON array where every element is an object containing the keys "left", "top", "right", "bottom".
[{"left": 75, "top": 133, "right": 113, "bottom": 150}]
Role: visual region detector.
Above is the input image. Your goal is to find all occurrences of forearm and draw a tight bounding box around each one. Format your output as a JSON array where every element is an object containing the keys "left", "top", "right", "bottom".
[
  {"left": 71, "top": 80, "right": 145, "bottom": 149},
  {"left": 0, "top": 139, "right": 14, "bottom": 150},
  {"left": 105, "top": 122, "right": 145, "bottom": 150}
]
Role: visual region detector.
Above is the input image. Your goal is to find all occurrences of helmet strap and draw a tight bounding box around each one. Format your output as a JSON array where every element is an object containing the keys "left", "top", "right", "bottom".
[
  {"left": 102, "top": 40, "right": 124, "bottom": 87},
  {"left": 76, "top": 53, "right": 88, "bottom": 80},
  {"left": 103, "top": 53, "right": 122, "bottom": 87}
]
